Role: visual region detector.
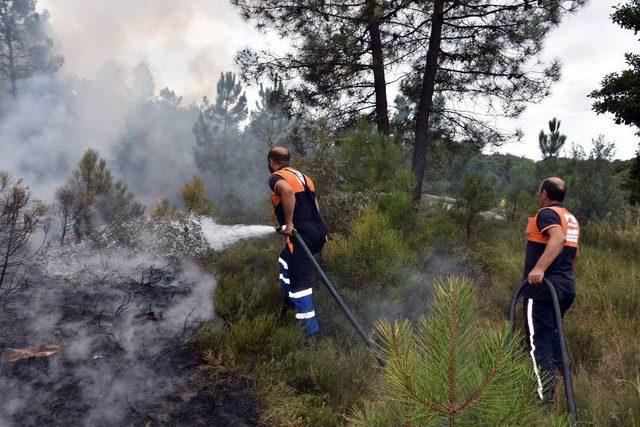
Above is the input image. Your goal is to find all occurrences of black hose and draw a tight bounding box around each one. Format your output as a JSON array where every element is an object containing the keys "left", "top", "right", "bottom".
[
  {"left": 289, "top": 230, "right": 375, "bottom": 350},
  {"left": 508, "top": 278, "right": 577, "bottom": 425}
]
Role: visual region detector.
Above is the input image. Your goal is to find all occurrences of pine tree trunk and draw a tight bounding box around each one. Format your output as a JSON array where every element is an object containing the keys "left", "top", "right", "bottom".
[
  {"left": 411, "top": 0, "right": 445, "bottom": 201},
  {"left": 1, "top": 2, "right": 18, "bottom": 99},
  {"left": 0, "top": 213, "right": 16, "bottom": 289},
  {"left": 366, "top": 0, "right": 390, "bottom": 135}
]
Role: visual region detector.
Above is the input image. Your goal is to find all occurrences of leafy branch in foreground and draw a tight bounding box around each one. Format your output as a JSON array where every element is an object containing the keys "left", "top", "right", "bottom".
[{"left": 352, "top": 276, "right": 541, "bottom": 426}]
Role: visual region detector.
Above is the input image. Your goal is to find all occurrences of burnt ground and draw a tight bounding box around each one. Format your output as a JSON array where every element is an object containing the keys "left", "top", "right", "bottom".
[
  {"left": 162, "top": 371, "right": 259, "bottom": 427},
  {"left": 0, "top": 245, "right": 260, "bottom": 427},
  {"left": 0, "top": 356, "right": 260, "bottom": 427}
]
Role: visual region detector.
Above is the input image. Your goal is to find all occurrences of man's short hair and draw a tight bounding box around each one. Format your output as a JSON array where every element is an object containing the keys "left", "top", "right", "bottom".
[
  {"left": 268, "top": 147, "right": 290, "bottom": 164},
  {"left": 540, "top": 178, "right": 566, "bottom": 202}
]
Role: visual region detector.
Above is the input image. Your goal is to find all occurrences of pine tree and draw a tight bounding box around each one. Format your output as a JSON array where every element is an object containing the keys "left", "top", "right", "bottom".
[
  {"left": 193, "top": 72, "right": 247, "bottom": 198},
  {"left": 66, "top": 149, "right": 143, "bottom": 241},
  {"left": 234, "top": 1, "right": 585, "bottom": 200},
  {"left": 538, "top": 118, "right": 567, "bottom": 159},
  {"left": 0, "top": 171, "right": 49, "bottom": 309},
  {"left": 0, "top": 0, "right": 63, "bottom": 99},
  {"left": 352, "top": 276, "right": 540, "bottom": 426},
  {"left": 247, "top": 77, "right": 293, "bottom": 148},
  {"left": 55, "top": 184, "right": 74, "bottom": 245},
  {"left": 234, "top": 0, "right": 398, "bottom": 134},
  {"left": 181, "top": 176, "right": 215, "bottom": 216},
  {"left": 132, "top": 61, "right": 155, "bottom": 100},
  {"left": 457, "top": 174, "right": 495, "bottom": 238}
]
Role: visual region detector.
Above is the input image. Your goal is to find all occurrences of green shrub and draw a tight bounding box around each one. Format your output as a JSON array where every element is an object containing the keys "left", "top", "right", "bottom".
[
  {"left": 377, "top": 190, "right": 416, "bottom": 232},
  {"left": 213, "top": 272, "right": 282, "bottom": 323},
  {"left": 323, "top": 206, "right": 415, "bottom": 290},
  {"left": 456, "top": 173, "right": 496, "bottom": 238},
  {"left": 218, "top": 314, "right": 303, "bottom": 369},
  {"left": 352, "top": 276, "right": 541, "bottom": 426},
  {"left": 181, "top": 175, "right": 215, "bottom": 216},
  {"left": 339, "top": 120, "right": 412, "bottom": 194}
]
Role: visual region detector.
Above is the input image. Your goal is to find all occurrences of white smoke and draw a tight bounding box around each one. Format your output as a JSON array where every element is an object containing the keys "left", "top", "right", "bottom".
[
  {"left": 0, "top": 215, "right": 275, "bottom": 425},
  {"left": 0, "top": 72, "right": 199, "bottom": 206}
]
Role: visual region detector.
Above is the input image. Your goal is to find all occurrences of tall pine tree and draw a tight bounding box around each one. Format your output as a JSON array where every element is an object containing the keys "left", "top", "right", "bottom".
[
  {"left": 193, "top": 72, "right": 248, "bottom": 199},
  {"left": 0, "top": 0, "right": 63, "bottom": 99}
]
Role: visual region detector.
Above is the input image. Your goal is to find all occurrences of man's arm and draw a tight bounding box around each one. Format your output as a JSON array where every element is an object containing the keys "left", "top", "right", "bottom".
[
  {"left": 275, "top": 180, "right": 295, "bottom": 236},
  {"left": 528, "top": 226, "right": 565, "bottom": 285},
  {"left": 573, "top": 247, "right": 580, "bottom": 269}
]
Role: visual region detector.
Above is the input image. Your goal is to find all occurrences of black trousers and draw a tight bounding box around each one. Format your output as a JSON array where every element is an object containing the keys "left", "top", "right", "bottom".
[
  {"left": 523, "top": 288, "right": 575, "bottom": 401},
  {"left": 278, "top": 223, "right": 325, "bottom": 335}
]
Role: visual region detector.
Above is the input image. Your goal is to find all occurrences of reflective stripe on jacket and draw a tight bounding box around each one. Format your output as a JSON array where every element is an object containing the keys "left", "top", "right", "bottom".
[{"left": 526, "top": 206, "right": 579, "bottom": 248}]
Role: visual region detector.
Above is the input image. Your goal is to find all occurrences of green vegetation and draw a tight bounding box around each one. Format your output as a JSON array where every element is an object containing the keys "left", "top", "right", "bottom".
[
  {"left": 60, "top": 149, "right": 144, "bottom": 242},
  {"left": 323, "top": 206, "right": 415, "bottom": 291},
  {"left": 471, "top": 214, "right": 640, "bottom": 424},
  {"left": 193, "top": 238, "right": 377, "bottom": 426},
  {"left": 354, "top": 277, "right": 540, "bottom": 426},
  {"left": 181, "top": 176, "right": 216, "bottom": 216},
  {"left": 188, "top": 118, "right": 640, "bottom": 425}
]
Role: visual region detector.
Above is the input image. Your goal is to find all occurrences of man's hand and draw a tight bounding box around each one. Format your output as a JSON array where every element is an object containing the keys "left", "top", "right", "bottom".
[
  {"left": 528, "top": 267, "right": 545, "bottom": 285},
  {"left": 282, "top": 222, "right": 295, "bottom": 237}
]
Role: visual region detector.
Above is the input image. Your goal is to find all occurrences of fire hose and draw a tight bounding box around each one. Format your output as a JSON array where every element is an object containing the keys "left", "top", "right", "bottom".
[
  {"left": 276, "top": 227, "right": 374, "bottom": 350},
  {"left": 507, "top": 278, "right": 577, "bottom": 425}
]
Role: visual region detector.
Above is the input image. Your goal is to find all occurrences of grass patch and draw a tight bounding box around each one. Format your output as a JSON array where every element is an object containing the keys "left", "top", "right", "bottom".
[{"left": 469, "top": 216, "right": 640, "bottom": 423}]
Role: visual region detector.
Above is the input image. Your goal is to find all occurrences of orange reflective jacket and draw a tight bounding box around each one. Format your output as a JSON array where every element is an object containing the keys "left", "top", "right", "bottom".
[
  {"left": 271, "top": 167, "right": 316, "bottom": 207},
  {"left": 526, "top": 206, "right": 579, "bottom": 248},
  {"left": 271, "top": 167, "right": 323, "bottom": 253}
]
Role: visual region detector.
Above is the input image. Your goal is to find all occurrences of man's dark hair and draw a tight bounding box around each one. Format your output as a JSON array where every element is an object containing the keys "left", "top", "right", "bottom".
[
  {"left": 268, "top": 147, "right": 290, "bottom": 164},
  {"left": 540, "top": 178, "right": 566, "bottom": 202}
]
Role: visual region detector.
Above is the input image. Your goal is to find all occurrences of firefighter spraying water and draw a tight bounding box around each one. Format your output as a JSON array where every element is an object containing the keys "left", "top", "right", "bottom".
[{"left": 267, "top": 146, "right": 327, "bottom": 336}]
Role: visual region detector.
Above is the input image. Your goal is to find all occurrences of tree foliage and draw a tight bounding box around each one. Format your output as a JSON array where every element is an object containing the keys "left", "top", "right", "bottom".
[
  {"left": 323, "top": 206, "right": 415, "bottom": 290},
  {"left": 457, "top": 174, "right": 495, "bottom": 238},
  {"left": 233, "top": 0, "right": 398, "bottom": 134},
  {"left": 339, "top": 120, "right": 413, "bottom": 194},
  {"left": 63, "top": 149, "right": 144, "bottom": 241},
  {"left": 194, "top": 72, "right": 248, "bottom": 198},
  {"left": 0, "top": 0, "right": 63, "bottom": 99},
  {"left": 538, "top": 117, "right": 567, "bottom": 159},
  {"left": 591, "top": 0, "right": 640, "bottom": 134},
  {"left": 352, "top": 276, "right": 540, "bottom": 426},
  {"left": 55, "top": 184, "right": 74, "bottom": 245},
  {"left": 181, "top": 176, "right": 215, "bottom": 216},
  {"left": 0, "top": 171, "right": 49, "bottom": 310},
  {"left": 131, "top": 61, "right": 155, "bottom": 100},
  {"left": 627, "top": 145, "right": 640, "bottom": 205},
  {"left": 246, "top": 77, "right": 294, "bottom": 148},
  {"left": 233, "top": 0, "right": 584, "bottom": 201}
]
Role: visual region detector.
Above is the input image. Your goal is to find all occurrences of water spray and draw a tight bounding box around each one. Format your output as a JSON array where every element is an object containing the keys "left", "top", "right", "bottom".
[
  {"left": 508, "top": 278, "right": 577, "bottom": 425},
  {"left": 276, "top": 226, "right": 374, "bottom": 350}
]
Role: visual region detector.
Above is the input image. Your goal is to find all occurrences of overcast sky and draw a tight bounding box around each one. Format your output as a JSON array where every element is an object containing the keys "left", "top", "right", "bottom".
[{"left": 39, "top": 0, "right": 639, "bottom": 160}]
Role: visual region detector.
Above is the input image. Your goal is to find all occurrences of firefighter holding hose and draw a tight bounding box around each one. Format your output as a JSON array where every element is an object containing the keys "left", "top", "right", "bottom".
[
  {"left": 523, "top": 177, "right": 580, "bottom": 405},
  {"left": 268, "top": 146, "right": 327, "bottom": 336}
]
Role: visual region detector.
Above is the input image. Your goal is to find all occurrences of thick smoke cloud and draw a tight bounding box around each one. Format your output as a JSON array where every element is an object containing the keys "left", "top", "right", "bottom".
[
  {"left": 0, "top": 217, "right": 275, "bottom": 425},
  {"left": 37, "top": 0, "right": 277, "bottom": 103},
  {"left": 0, "top": 72, "right": 199, "bottom": 206}
]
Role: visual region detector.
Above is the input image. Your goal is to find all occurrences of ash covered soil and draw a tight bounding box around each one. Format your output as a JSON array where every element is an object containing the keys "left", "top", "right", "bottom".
[{"left": 0, "top": 243, "right": 259, "bottom": 426}]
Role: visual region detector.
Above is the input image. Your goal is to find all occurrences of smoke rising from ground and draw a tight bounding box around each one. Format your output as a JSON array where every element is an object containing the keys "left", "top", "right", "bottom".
[
  {"left": 0, "top": 216, "right": 275, "bottom": 425},
  {"left": 0, "top": 72, "right": 199, "bottom": 206}
]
